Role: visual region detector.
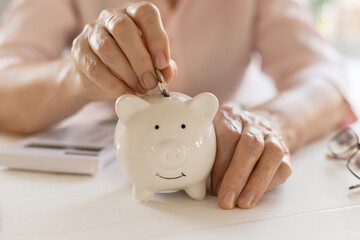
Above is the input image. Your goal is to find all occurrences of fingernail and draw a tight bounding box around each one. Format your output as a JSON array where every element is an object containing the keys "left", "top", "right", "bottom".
[
  {"left": 155, "top": 51, "right": 167, "bottom": 69},
  {"left": 238, "top": 191, "right": 255, "bottom": 208},
  {"left": 142, "top": 72, "right": 157, "bottom": 89},
  {"left": 222, "top": 191, "right": 236, "bottom": 209}
]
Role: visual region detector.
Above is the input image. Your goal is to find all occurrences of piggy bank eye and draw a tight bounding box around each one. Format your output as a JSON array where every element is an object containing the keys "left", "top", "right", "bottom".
[
  {"left": 181, "top": 124, "right": 186, "bottom": 129},
  {"left": 155, "top": 125, "right": 160, "bottom": 130}
]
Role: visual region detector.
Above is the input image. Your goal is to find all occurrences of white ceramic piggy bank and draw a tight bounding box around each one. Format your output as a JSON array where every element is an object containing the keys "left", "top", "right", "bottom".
[{"left": 114, "top": 92, "right": 219, "bottom": 201}]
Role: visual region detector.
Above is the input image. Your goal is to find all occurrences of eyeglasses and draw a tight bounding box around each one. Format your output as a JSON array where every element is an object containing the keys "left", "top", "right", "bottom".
[{"left": 327, "top": 127, "right": 360, "bottom": 190}]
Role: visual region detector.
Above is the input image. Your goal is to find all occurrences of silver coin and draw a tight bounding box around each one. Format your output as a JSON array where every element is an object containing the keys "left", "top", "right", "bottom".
[{"left": 155, "top": 69, "right": 170, "bottom": 97}]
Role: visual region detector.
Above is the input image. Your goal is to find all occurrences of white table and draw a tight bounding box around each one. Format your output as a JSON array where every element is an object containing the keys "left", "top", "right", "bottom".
[{"left": 1, "top": 58, "right": 360, "bottom": 240}]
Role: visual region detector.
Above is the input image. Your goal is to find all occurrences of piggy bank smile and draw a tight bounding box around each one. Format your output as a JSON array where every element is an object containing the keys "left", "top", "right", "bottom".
[
  {"left": 114, "top": 92, "right": 219, "bottom": 201},
  {"left": 155, "top": 172, "right": 186, "bottom": 180}
]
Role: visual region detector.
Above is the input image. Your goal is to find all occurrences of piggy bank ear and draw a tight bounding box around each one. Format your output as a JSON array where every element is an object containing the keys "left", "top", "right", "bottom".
[
  {"left": 188, "top": 92, "right": 219, "bottom": 121},
  {"left": 115, "top": 94, "right": 150, "bottom": 124}
]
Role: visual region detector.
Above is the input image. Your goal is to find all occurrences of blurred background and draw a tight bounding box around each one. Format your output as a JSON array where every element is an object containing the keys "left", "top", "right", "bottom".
[
  {"left": 0, "top": 0, "right": 9, "bottom": 15},
  {"left": 1, "top": 0, "right": 360, "bottom": 57},
  {"left": 305, "top": 0, "right": 360, "bottom": 57}
]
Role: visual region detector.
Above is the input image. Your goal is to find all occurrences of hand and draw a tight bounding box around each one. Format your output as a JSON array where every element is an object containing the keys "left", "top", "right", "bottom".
[
  {"left": 71, "top": 1, "right": 177, "bottom": 100},
  {"left": 211, "top": 104, "right": 292, "bottom": 209}
]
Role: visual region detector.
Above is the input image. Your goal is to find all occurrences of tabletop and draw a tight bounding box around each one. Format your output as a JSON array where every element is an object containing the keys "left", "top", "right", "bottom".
[{"left": 1, "top": 58, "right": 360, "bottom": 240}]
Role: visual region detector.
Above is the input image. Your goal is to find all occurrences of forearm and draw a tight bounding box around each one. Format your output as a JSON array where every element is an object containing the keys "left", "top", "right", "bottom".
[
  {"left": 249, "top": 80, "right": 349, "bottom": 151},
  {"left": 0, "top": 59, "right": 89, "bottom": 134}
]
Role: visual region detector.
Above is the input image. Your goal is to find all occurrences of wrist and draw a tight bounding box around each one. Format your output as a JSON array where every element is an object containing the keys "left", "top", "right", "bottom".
[{"left": 59, "top": 59, "right": 91, "bottom": 106}]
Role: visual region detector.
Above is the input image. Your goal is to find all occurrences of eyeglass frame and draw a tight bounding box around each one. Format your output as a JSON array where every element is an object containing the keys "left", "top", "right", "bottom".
[{"left": 327, "top": 127, "right": 360, "bottom": 189}]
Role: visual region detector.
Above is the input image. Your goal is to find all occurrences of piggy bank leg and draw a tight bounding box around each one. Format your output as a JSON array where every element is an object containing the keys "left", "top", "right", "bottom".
[
  {"left": 133, "top": 186, "right": 155, "bottom": 202},
  {"left": 184, "top": 181, "right": 206, "bottom": 200}
]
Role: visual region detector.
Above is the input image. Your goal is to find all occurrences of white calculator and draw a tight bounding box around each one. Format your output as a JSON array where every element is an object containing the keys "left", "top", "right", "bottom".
[{"left": 0, "top": 120, "right": 117, "bottom": 174}]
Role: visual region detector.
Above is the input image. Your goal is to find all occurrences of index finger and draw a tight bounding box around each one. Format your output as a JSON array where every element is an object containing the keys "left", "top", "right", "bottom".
[{"left": 126, "top": 2, "right": 170, "bottom": 70}]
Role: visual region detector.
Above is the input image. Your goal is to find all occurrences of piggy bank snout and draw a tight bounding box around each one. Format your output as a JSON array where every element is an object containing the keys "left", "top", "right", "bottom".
[
  {"left": 154, "top": 141, "right": 189, "bottom": 169},
  {"left": 161, "top": 148, "right": 185, "bottom": 168}
]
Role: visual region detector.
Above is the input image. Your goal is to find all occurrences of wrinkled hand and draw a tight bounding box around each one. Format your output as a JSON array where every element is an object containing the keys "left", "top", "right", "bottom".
[
  {"left": 211, "top": 104, "right": 292, "bottom": 209},
  {"left": 71, "top": 1, "right": 176, "bottom": 100}
]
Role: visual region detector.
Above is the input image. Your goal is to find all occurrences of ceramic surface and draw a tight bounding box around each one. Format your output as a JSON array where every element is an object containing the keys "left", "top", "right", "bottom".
[{"left": 114, "top": 92, "right": 219, "bottom": 201}]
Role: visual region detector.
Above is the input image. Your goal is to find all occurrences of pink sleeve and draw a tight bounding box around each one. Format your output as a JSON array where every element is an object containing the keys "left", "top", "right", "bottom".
[
  {"left": 254, "top": 0, "right": 357, "bottom": 126},
  {"left": 0, "top": 0, "right": 79, "bottom": 68}
]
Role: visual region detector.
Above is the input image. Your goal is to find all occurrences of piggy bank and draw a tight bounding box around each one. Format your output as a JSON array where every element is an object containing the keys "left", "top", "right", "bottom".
[{"left": 114, "top": 92, "right": 219, "bottom": 201}]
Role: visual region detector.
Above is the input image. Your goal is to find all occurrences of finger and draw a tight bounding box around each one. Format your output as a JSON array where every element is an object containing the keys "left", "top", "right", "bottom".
[
  {"left": 217, "top": 125, "right": 265, "bottom": 210},
  {"left": 126, "top": 2, "right": 170, "bottom": 70},
  {"left": 211, "top": 120, "right": 241, "bottom": 195},
  {"left": 160, "top": 59, "right": 177, "bottom": 83},
  {"left": 211, "top": 138, "right": 237, "bottom": 197},
  {"left": 73, "top": 36, "right": 133, "bottom": 98},
  {"left": 88, "top": 24, "right": 147, "bottom": 94},
  {"left": 236, "top": 136, "right": 285, "bottom": 209},
  {"left": 266, "top": 154, "right": 292, "bottom": 191},
  {"left": 211, "top": 106, "right": 243, "bottom": 196},
  {"left": 105, "top": 13, "right": 158, "bottom": 90}
]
